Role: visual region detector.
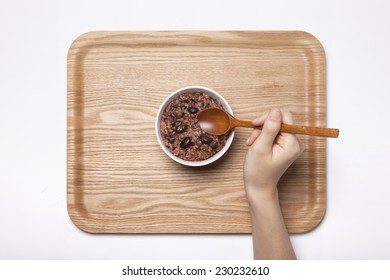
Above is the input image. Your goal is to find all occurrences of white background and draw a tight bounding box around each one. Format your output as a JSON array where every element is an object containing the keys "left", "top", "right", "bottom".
[{"left": 1, "top": 0, "right": 389, "bottom": 260}]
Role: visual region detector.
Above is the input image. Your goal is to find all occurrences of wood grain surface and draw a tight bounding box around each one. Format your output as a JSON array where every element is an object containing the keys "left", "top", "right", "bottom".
[{"left": 67, "top": 31, "right": 327, "bottom": 233}]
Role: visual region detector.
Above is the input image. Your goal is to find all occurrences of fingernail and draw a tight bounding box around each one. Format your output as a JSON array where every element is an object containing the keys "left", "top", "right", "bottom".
[
  {"left": 268, "top": 109, "right": 280, "bottom": 121},
  {"left": 246, "top": 136, "right": 251, "bottom": 145}
]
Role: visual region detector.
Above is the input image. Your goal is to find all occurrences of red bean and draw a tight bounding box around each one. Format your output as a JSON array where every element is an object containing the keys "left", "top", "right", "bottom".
[
  {"left": 200, "top": 135, "right": 212, "bottom": 144},
  {"left": 180, "top": 137, "right": 192, "bottom": 148},
  {"left": 175, "top": 125, "right": 187, "bottom": 133}
]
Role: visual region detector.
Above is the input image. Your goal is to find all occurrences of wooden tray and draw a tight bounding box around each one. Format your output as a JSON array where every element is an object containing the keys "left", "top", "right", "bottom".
[{"left": 67, "top": 31, "right": 326, "bottom": 233}]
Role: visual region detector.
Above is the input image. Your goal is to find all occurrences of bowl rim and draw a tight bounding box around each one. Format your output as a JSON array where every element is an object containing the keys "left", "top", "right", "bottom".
[{"left": 155, "top": 86, "right": 235, "bottom": 167}]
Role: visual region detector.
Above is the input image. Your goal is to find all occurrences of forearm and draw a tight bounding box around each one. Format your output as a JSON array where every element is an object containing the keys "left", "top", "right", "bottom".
[{"left": 248, "top": 188, "right": 296, "bottom": 260}]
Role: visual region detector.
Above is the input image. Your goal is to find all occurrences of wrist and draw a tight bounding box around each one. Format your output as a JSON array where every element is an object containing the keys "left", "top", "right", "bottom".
[{"left": 245, "top": 184, "right": 279, "bottom": 208}]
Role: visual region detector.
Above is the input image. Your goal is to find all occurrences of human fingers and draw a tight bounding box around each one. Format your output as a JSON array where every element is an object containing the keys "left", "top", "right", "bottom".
[
  {"left": 279, "top": 111, "right": 305, "bottom": 156},
  {"left": 246, "top": 112, "right": 268, "bottom": 146},
  {"left": 279, "top": 111, "right": 293, "bottom": 137},
  {"left": 246, "top": 128, "right": 262, "bottom": 146},
  {"left": 281, "top": 111, "right": 293, "bottom": 125},
  {"left": 254, "top": 108, "right": 282, "bottom": 151},
  {"left": 297, "top": 137, "right": 304, "bottom": 154},
  {"left": 252, "top": 113, "right": 268, "bottom": 126}
]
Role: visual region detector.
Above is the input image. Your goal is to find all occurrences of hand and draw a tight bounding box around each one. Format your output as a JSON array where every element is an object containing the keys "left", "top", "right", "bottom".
[{"left": 244, "top": 108, "right": 304, "bottom": 204}]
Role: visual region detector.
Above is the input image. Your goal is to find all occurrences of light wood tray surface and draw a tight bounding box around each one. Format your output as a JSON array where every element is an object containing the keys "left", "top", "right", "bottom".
[{"left": 67, "top": 31, "right": 326, "bottom": 233}]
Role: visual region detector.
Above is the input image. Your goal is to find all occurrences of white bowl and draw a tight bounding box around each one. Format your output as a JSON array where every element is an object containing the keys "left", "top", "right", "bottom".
[{"left": 155, "top": 86, "right": 235, "bottom": 167}]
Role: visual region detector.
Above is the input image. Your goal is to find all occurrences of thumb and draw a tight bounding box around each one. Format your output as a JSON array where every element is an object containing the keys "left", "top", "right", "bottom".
[{"left": 257, "top": 108, "right": 282, "bottom": 148}]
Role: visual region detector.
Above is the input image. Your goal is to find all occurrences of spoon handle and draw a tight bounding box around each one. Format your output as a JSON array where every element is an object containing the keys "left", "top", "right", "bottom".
[
  {"left": 280, "top": 124, "right": 339, "bottom": 138},
  {"left": 234, "top": 120, "right": 339, "bottom": 138}
]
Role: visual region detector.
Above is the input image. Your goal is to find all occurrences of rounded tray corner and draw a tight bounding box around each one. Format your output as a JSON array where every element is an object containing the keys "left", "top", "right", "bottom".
[
  {"left": 308, "top": 205, "right": 327, "bottom": 232},
  {"left": 291, "top": 205, "right": 327, "bottom": 234},
  {"left": 67, "top": 31, "right": 105, "bottom": 60},
  {"left": 296, "top": 30, "right": 326, "bottom": 56},
  {"left": 67, "top": 204, "right": 98, "bottom": 234}
]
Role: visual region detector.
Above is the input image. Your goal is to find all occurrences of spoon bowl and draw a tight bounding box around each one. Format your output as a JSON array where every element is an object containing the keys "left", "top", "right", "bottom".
[
  {"left": 197, "top": 108, "right": 339, "bottom": 138},
  {"left": 197, "top": 108, "right": 232, "bottom": 135}
]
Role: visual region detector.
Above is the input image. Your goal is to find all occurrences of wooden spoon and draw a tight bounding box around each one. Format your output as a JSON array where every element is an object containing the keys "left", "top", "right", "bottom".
[{"left": 197, "top": 108, "right": 339, "bottom": 138}]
